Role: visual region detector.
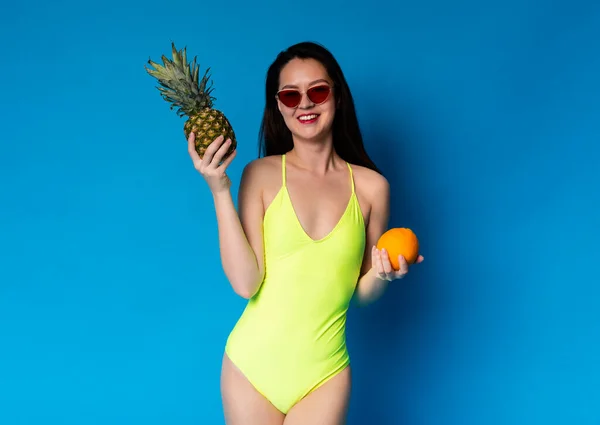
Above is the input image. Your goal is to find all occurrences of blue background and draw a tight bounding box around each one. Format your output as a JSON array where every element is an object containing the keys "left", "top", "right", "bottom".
[{"left": 1, "top": 0, "right": 599, "bottom": 424}]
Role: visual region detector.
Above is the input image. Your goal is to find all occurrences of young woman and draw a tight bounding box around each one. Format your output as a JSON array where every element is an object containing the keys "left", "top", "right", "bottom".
[{"left": 187, "top": 41, "right": 423, "bottom": 425}]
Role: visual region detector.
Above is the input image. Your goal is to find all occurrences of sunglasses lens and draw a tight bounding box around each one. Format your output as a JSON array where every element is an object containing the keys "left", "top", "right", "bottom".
[
  {"left": 277, "top": 85, "right": 331, "bottom": 107},
  {"left": 277, "top": 90, "right": 301, "bottom": 107},
  {"left": 307, "top": 85, "right": 331, "bottom": 104}
]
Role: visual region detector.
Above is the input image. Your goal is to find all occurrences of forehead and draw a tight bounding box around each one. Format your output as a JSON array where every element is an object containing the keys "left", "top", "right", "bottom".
[{"left": 279, "top": 58, "right": 331, "bottom": 89}]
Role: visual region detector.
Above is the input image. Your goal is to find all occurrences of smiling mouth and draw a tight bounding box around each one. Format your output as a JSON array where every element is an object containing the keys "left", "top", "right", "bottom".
[{"left": 297, "top": 114, "right": 319, "bottom": 124}]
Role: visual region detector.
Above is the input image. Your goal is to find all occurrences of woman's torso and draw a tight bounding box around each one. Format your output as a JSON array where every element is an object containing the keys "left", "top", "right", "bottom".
[{"left": 226, "top": 153, "right": 369, "bottom": 362}]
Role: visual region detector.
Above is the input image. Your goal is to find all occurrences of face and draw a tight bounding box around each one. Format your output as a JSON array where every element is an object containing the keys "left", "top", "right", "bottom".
[{"left": 276, "top": 58, "right": 336, "bottom": 143}]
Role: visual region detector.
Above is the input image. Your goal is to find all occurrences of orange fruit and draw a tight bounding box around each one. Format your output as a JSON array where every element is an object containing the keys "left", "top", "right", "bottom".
[{"left": 376, "top": 227, "right": 420, "bottom": 270}]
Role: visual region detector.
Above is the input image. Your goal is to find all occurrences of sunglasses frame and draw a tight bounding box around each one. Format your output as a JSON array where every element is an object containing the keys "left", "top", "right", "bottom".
[{"left": 275, "top": 83, "right": 333, "bottom": 108}]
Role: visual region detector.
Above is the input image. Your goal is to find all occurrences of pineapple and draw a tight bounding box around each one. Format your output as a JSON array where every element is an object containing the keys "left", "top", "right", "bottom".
[{"left": 145, "top": 42, "right": 236, "bottom": 161}]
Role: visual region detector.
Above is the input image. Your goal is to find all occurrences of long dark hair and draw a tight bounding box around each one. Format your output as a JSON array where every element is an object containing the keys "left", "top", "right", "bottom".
[{"left": 258, "top": 41, "right": 381, "bottom": 173}]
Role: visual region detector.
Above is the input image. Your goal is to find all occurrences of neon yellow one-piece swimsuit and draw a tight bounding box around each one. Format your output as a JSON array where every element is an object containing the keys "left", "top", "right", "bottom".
[{"left": 224, "top": 154, "right": 366, "bottom": 414}]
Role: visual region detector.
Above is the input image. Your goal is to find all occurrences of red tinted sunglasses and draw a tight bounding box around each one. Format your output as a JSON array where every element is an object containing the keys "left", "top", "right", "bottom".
[{"left": 276, "top": 84, "right": 332, "bottom": 108}]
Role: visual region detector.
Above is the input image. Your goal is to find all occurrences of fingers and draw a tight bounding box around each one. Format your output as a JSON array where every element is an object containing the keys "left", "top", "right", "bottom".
[
  {"left": 217, "top": 145, "right": 237, "bottom": 171},
  {"left": 371, "top": 246, "right": 385, "bottom": 280},
  {"left": 380, "top": 248, "right": 395, "bottom": 276},
  {"left": 201, "top": 135, "right": 227, "bottom": 167},
  {"left": 397, "top": 255, "right": 409, "bottom": 276},
  {"left": 372, "top": 246, "right": 394, "bottom": 281},
  {"left": 372, "top": 247, "right": 425, "bottom": 282},
  {"left": 211, "top": 138, "right": 233, "bottom": 166},
  {"left": 187, "top": 132, "right": 200, "bottom": 163},
  {"left": 188, "top": 133, "right": 236, "bottom": 173}
]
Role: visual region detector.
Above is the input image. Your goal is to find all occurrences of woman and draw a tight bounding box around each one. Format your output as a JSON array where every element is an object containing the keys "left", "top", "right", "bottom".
[{"left": 187, "top": 41, "right": 423, "bottom": 425}]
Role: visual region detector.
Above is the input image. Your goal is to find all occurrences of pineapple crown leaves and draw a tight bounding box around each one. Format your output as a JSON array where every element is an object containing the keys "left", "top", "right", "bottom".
[{"left": 145, "top": 42, "right": 216, "bottom": 117}]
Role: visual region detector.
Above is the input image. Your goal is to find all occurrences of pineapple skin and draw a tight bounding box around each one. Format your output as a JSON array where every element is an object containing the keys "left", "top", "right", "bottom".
[{"left": 183, "top": 107, "right": 237, "bottom": 161}]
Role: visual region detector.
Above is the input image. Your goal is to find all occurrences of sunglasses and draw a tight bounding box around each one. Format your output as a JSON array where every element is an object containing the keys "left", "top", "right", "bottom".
[{"left": 276, "top": 84, "right": 332, "bottom": 108}]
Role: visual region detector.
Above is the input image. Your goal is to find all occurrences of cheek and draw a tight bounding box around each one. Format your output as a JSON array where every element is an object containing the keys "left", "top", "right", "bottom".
[
  {"left": 321, "top": 96, "right": 336, "bottom": 115},
  {"left": 277, "top": 101, "right": 294, "bottom": 119},
  {"left": 280, "top": 109, "right": 297, "bottom": 127},
  {"left": 320, "top": 103, "right": 336, "bottom": 125},
  {"left": 326, "top": 102, "right": 336, "bottom": 117}
]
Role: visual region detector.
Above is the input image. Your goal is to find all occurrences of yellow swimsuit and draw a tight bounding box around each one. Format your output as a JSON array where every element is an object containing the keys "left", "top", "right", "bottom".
[{"left": 224, "top": 154, "right": 366, "bottom": 414}]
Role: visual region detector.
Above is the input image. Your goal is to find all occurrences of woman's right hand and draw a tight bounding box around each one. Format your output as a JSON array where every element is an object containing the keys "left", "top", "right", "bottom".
[{"left": 188, "top": 132, "right": 237, "bottom": 195}]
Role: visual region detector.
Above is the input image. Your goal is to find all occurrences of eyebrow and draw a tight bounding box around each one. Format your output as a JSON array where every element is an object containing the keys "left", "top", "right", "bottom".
[{"left": 280, "top": 78, "right": 331, "bottom": 90}]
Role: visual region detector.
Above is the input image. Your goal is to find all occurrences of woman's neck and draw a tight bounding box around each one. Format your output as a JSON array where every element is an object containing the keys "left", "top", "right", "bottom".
[{"left": 287, "top": 136, "right": 341, "bottom": 175}]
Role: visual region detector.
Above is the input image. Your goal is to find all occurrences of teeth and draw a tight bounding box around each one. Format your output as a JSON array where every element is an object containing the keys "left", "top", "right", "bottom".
[{"left": 298, "top": 114, "right": 318, "bottom": 121}]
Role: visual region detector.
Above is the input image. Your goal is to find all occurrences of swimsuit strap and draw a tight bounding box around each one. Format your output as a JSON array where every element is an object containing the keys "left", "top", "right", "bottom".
[
  {"left": 346, "top": 162, "right": 355, "bottom": 194},
  {"left": 282, "top": 154, "right": 287, "bottom": 187}
]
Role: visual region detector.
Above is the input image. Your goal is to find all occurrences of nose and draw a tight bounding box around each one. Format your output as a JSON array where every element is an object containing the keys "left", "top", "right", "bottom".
[{"left": 297, "top": 92, "right": 313, "bottom": 109}]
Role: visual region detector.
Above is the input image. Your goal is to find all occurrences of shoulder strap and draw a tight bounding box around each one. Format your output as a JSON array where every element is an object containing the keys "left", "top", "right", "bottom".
[
  {"left": 282, "top": 154, "right": 287, "bottom": 187},
  {"left": 346, "top": 162, "right": 355, "bottom": 194}
]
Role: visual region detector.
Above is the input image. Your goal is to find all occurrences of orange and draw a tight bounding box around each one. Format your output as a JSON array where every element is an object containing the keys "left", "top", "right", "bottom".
[{"left": 376, "top": 227, "right": 420, "bottom": 270}]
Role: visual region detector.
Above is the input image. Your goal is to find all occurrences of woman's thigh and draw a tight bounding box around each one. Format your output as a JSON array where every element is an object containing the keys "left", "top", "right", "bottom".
[
  {"left": 283, "top": 366, "right": 352, "bottom": 425},
  {"left": 220, "top": 353, "right": 285, "bottom": 425}
]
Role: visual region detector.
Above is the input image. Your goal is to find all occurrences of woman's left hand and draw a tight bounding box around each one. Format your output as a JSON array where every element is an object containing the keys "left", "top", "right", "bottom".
[{"left": 371, "top": 246, "right": 424, "bottom": 281}]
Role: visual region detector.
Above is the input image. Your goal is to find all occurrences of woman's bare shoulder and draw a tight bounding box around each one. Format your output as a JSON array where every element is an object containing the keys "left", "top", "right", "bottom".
[
  {"left": 349, "top": 163, "right": 390, "bottom": 227},
  {"left": 349, "top": 163, "right": 389, "bottom": 197},
  {"left": 241, "top": 155, "right": 281, "bottom": 181},
  {"left": 239, "top": 155, "right": 283, "bottom": 197}
]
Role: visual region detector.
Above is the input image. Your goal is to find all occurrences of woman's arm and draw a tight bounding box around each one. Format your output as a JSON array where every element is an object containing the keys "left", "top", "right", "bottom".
[
  {"left": 188, "top": 134, "right": 265, "bottom": 299},
  {"left": 352, "top": 171, "right": 424, "bottom": 306},
  {"left": 353, "top": 173, "right": 391, "bottom": 306},
  {"left": 213, "top": 160, "right": 266, "bottom": 299}
]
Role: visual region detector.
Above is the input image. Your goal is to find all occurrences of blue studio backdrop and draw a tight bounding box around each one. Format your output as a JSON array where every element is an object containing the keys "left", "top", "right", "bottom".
[{"left": 1, "top": 0, "right": 599, "bottom": 424}]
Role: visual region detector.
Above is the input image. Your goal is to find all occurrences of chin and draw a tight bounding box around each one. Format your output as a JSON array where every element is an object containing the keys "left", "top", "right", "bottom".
[
  {"left": 289, "top": 114, "right": 333, "bottom": 142},
  {"left": 292, "top": 127, "right": 330, "bottom": 143}
]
